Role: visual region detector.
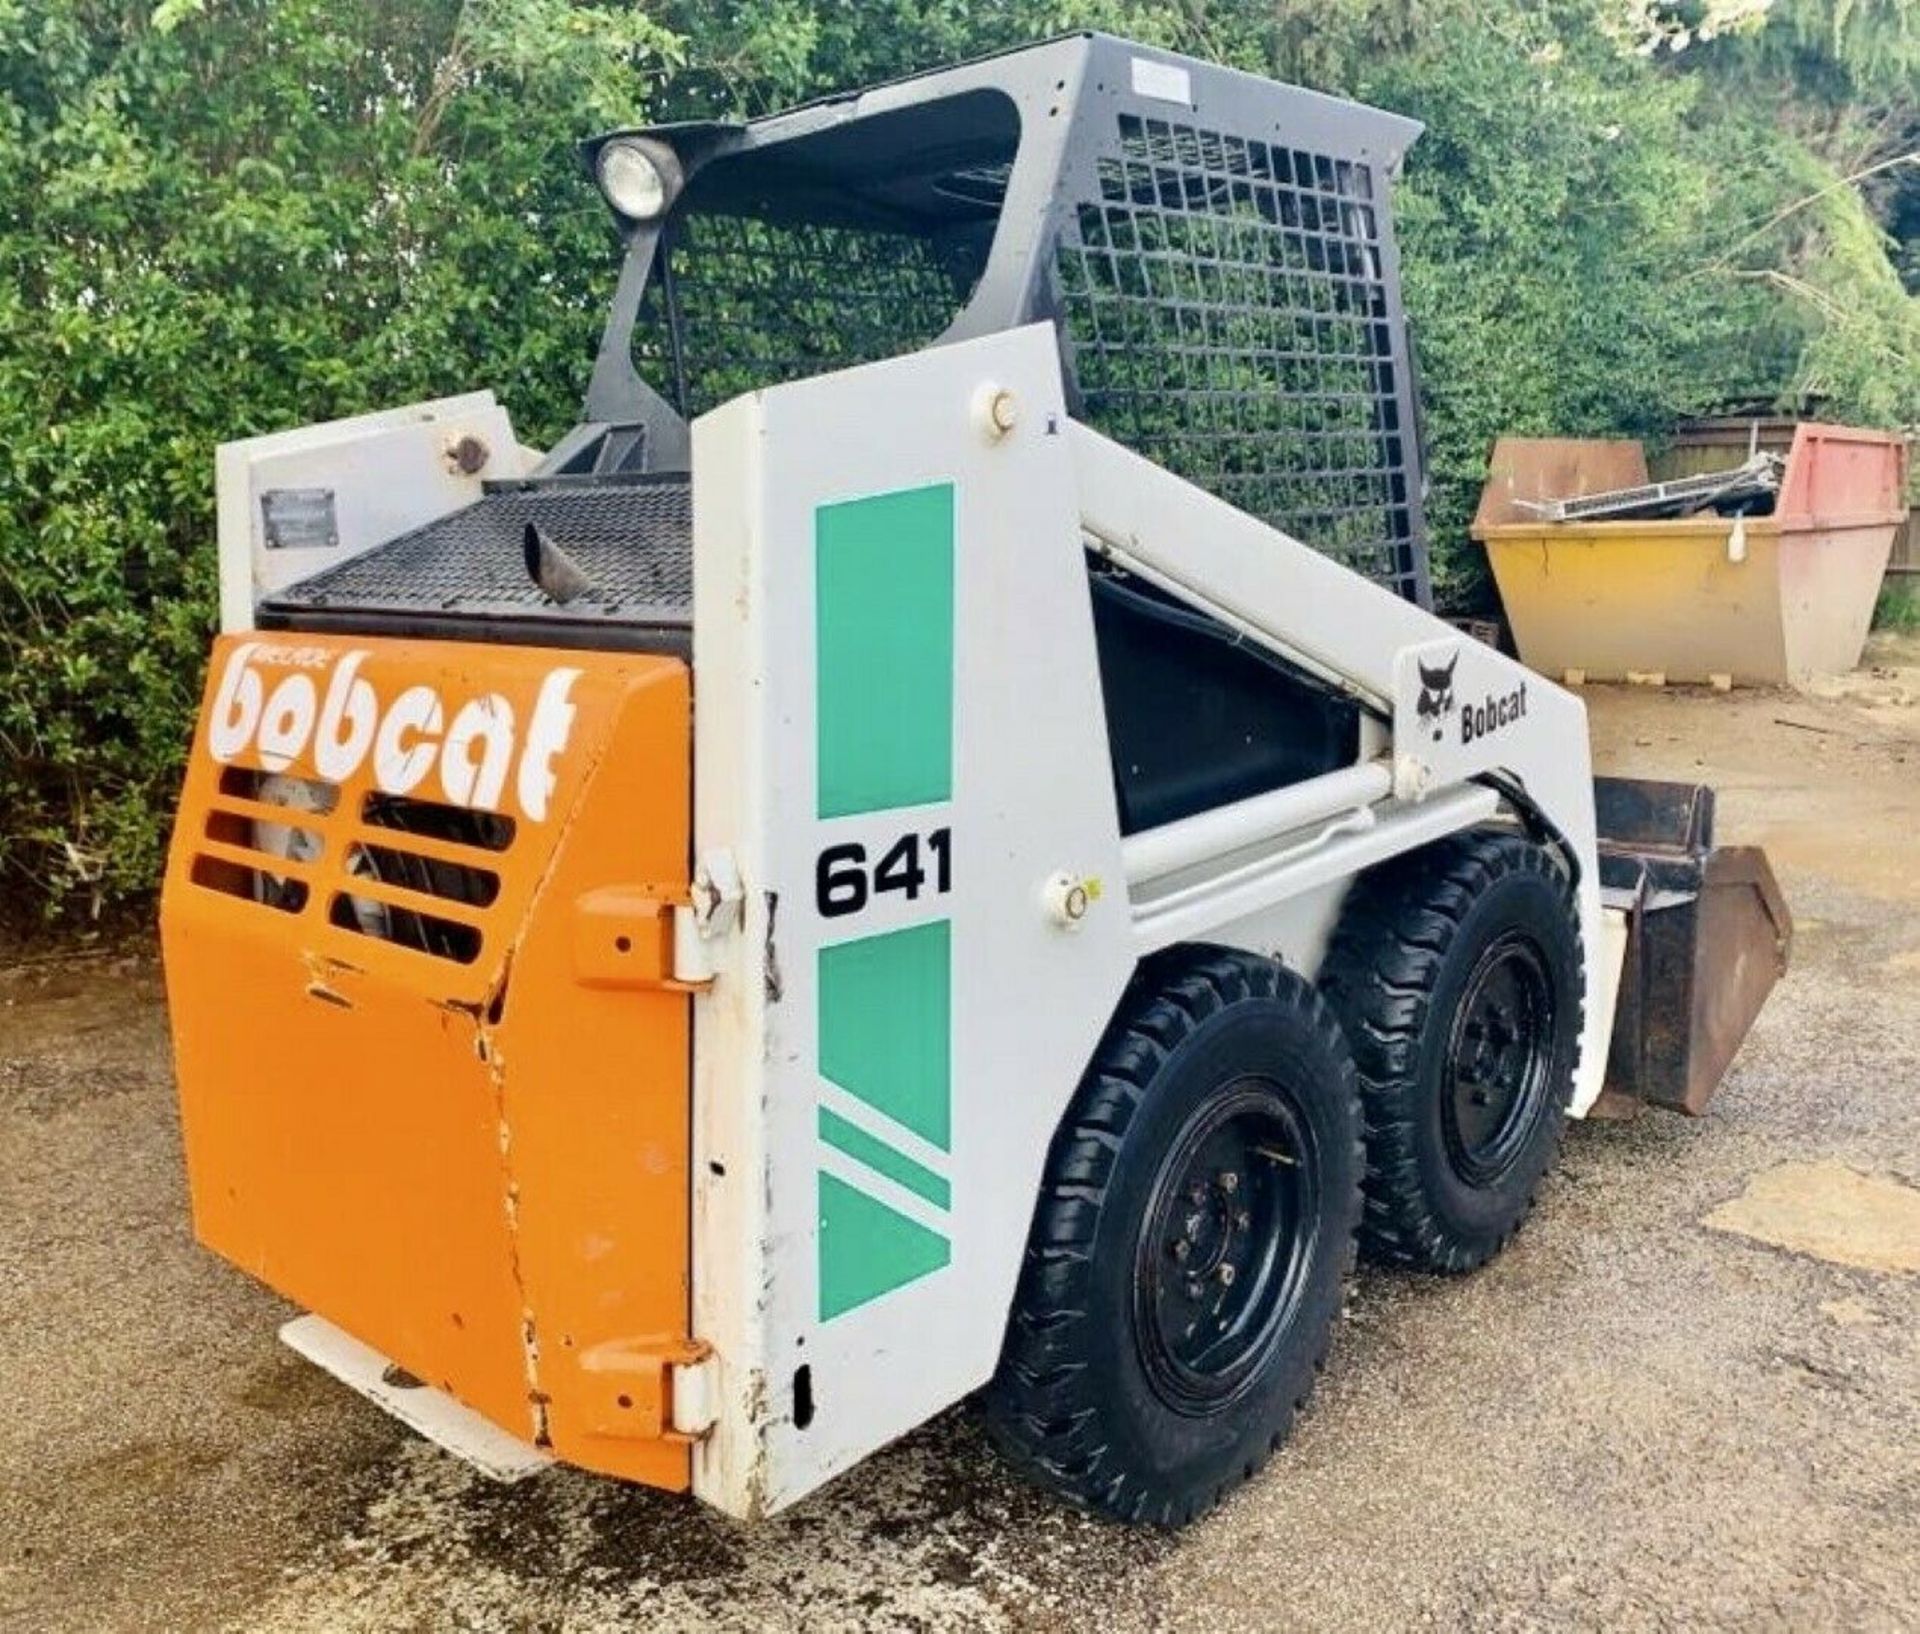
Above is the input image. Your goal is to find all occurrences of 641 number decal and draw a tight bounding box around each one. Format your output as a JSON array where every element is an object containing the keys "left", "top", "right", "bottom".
[{"left": 816, "top": 828, "right": 952, "bottom": 919}]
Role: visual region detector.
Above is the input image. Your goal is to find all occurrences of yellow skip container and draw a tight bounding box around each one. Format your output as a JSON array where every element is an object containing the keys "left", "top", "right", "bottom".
[{"left": 1473, "top": 425, "right": 1908, "bottom": 686}]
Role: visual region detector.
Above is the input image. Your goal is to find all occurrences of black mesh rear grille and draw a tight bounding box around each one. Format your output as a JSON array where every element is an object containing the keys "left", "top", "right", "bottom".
[
  {"left": 1059, "top": 112, "right": 1422, "bottom": 601},
  {"left": 264, "top": 480, "right": 692, "bottom": 628},
  {"left": 637, "top": 214, "right": 969, "bottom": 419}
]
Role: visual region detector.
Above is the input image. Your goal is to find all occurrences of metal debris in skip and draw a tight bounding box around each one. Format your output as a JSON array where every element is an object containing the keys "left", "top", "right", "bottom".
[{"left": 1517, "top": 452, "right": 1785, "bottom": 523}]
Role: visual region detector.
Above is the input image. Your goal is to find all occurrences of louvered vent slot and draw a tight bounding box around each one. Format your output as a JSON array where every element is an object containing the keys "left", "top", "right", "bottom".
[
  {"left": 327, "top": 794, "right": 516, "bottom": 964},
  {"left": 190, "top": 769, "right": 339, "bottom": 911},
  {"left": 190, "top": 854, "right": 310, "bottom": 913}
]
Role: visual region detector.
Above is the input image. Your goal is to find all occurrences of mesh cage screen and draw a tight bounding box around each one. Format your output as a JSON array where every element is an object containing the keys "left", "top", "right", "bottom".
[
  {"left": 635, "top": 212, "right": 974, "bottom": 418},
  {"left": 1059, "top": 113, "right": 1420, "bottom": 599}
]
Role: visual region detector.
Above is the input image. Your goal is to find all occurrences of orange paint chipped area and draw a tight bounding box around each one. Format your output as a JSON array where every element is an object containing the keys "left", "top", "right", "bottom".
[{"left": 161, "top": 633, "right": 695, "bottom": 1489}]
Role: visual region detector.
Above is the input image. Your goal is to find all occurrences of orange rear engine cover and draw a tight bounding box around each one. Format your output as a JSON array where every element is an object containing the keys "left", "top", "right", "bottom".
[{"left": 161, "top": 633, "right": 695, "bottom": 1488}]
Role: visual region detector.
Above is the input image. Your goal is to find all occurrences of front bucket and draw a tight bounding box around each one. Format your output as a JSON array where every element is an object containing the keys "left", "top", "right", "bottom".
[{"left": 1596, "top": 777, "right": 1792, "bottom": 1115}]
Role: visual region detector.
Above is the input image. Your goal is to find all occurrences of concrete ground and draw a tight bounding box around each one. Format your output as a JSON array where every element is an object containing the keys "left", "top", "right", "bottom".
[{"left": 4, "top": 639, "right": 1918, "bottom": 1632}]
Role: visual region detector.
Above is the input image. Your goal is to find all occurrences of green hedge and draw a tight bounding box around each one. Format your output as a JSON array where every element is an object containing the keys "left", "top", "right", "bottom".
[{"left": 3, "top": 0, "right": 1914, "bottom": 920}]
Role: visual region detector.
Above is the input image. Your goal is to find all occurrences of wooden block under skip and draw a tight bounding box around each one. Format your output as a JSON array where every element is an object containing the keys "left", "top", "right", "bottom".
[{"left": 1626, "top": 671, "right": 1666, "bottom": 687}]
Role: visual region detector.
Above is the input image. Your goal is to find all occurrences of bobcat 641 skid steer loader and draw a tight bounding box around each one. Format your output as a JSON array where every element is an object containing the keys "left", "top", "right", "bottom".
[{"left": 162, "top": 35, "right": 1790, "bottom": 1525}]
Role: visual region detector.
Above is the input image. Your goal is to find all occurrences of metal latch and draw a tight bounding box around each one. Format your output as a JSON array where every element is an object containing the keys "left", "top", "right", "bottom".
[
  {"left": 675, "top": 848, "right": 746, "bottom": 985},
  {"left": 576, "top": 1337, "right": 716, "bottom": 1441},
  {"left": 688, "top": 848, "right": 744, "bottom": 938}
]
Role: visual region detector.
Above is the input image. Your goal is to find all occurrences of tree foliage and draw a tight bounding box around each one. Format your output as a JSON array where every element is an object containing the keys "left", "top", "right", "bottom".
[
  {"left": 2, "top": 0, "right": 1915, "bottom": 919},
  {"left": 0, "top": 0, "right": 676, "bottom": 914}
]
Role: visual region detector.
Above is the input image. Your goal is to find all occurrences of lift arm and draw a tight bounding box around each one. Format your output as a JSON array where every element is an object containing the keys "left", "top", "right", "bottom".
[{"left": 1068, "top": 421, "right": 1613, "bottom": 1115}]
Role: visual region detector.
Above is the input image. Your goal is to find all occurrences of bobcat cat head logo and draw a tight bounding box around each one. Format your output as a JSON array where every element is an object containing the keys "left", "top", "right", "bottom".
[{"left": 1416, "top": 652, "right": 1459, "bottom": 741}]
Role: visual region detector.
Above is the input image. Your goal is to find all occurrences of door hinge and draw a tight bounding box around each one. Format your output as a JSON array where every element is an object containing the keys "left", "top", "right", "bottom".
[
  {"left": 576, "top": 1337, "right": 716, "bottom": 1442},
  {"left": 572, "top": 886, "right": 709, "bottom": 991}
]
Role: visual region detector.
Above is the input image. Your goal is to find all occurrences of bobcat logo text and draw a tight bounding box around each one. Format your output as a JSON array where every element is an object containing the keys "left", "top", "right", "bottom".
[
  {"left": 1460, "top": 679, "right": 1530, "bottom": 745},
  {"left": 205, "top": 642, "right": 580, "bottom": 821}
]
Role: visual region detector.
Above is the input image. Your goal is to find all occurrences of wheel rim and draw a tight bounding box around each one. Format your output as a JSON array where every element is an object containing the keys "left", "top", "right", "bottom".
[
  {"left": 1441, "top": 931, "right": 1556, "bottom": 1186},
  {"left": 1132, "top": 1079, "right": 1321, "bottom": 1415}
]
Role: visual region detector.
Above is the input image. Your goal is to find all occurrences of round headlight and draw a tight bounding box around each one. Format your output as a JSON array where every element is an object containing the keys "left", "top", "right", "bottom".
[{"left": 596, "top": 138, "right": 681, "bottom": 222}]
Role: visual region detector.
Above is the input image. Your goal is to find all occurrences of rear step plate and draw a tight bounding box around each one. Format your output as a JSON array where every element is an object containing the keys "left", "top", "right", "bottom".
[{"left": 281, "top": 1315, "right": 553, "bottom": 1483}]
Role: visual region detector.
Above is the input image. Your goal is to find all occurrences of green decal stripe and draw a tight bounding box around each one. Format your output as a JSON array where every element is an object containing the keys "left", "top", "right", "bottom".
[
  {"left": 817, "top": 919, "right": 952, "bottom": 1151},
  {"left": 814, "top": 482, "right": 955, "bottom": 819},
  {"left": 818, "top": 1172, "right": 952, "bottom": 1322},
  {"left": 818, "top": 1107, "right": 951, "bottom": 1211},
  {"left": 812, "top": 482, "right": 958, "bottom": 1320}
]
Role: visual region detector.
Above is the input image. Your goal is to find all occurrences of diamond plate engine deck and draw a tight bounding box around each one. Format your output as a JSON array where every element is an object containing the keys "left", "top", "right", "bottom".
[{"left": 261, "top": 477, "right": 692, "bottom": 648}]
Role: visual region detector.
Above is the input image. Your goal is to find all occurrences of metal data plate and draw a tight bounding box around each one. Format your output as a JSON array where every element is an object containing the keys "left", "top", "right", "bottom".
[{"left": 260, "top": 486, "right": 340, "bottom": 551}]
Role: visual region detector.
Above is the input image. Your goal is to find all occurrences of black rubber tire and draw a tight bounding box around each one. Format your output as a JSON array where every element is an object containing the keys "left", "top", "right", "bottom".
[
  {"left": 1318, "top": 829, "right": 1583, "bottom": 1275},
  {"left": 984, "top": 948, "right": 1363, "bottom": 1526}
]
